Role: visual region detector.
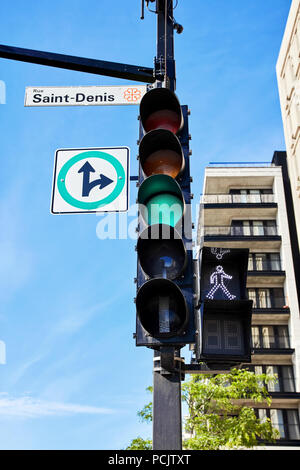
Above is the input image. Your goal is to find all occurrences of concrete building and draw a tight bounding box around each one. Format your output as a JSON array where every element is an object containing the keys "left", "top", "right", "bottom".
[
  {"left": 195, "top": 158, "right": 300, "bottom": 446},
  {"left": 277, "top": 0, "right": 300, "bottom": 252}
]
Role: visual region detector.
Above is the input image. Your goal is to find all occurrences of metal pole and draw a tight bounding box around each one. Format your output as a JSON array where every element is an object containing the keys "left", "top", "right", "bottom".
[
  {"left": 156, "top": 0, "right": 176, "bottom": 90},
  {"left": 152, "top": 0, "right": 182, "bottom": 451},
  {"left": 153, "top": 349, "right": 183, "bottom": 450}
]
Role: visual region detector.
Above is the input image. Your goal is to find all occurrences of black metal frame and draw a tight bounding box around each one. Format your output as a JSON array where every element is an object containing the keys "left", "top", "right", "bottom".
[{"left": 199, "top": 299, "right": 252, "bottom": 368}]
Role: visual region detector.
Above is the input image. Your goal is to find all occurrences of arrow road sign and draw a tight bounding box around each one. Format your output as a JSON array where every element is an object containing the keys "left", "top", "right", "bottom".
[{"left": 51, "top": 147, "right": 129, "bottom": 214}]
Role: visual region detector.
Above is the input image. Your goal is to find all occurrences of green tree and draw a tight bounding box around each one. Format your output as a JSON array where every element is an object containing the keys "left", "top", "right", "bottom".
[
  {"left": 125, "top": 437, "right": 152, "bottom": 450},
  {"left": 126, "top": 368, "right": 280, "bottom": 450},
  {"left": 182, "top": 368, "right": 279, "bottom": 449}
]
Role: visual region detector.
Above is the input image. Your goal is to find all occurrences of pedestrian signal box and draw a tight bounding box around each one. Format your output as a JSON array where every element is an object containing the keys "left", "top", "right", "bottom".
[{"left": 196, "top": 247, "right": 253, "bottom": 368}]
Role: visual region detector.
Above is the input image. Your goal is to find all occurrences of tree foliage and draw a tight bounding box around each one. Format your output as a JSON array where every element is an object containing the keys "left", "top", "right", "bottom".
[
  {"left": 126, "top": 368, "right": 280, "bottom": 450},
  {"left": 182, "top": 368, "right": 279, "bottom": 449},
  {"left": 125, "top": 437, "right": 152, "bottom": 450},
  {"left": 137, "top": 386, "right": 153, "bottom": 424}
]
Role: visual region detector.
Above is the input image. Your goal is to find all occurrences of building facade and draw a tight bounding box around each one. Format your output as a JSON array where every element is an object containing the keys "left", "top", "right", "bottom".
[
  {"left": 277, "top": 0, "right": 300, "bottom": 252},
  {"left": 195, "top": 159, "right": 300, "bottom": 446}
]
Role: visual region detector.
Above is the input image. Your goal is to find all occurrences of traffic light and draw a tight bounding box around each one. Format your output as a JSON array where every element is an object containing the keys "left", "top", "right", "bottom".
[
  {"left": 135, "top": 87, "right": 195, "bottom": 348},
  {"left": 196, "top": 247, "right": 252, "bottom": 368}
]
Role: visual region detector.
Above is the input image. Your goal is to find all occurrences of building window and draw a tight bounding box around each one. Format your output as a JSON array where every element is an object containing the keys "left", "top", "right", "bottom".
[
  {"left": 230, "top": 189, "right": 273, "bottom": 194},
  {"left": 247, "top": 288, "right": 286, "bottom": 309},
  {"left": 229, "top": 189, "right": 273, "bottom": 203},
  {"left": 251, "top": 325, "right": 290, "bottom": 349},
  {"left": 231, "top": 220, "right": 277, "bottom": 236},
  {"left": 257, "top": 409, "right": 300, "bottom": 440},
  {"left": 247, "top": 365, "right": 295, "bottom": 392},
  {"left": 248, "top": 253, "right": 281, "bottom": 271},
  {"left": 270, "top": 409, "right": 285, "bottom": 438}
]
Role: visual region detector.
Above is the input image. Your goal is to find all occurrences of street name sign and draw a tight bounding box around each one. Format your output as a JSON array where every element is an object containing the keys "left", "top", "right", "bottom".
[
  {"left": 51, "top": 147, "right": 129, "bottom": 214},
  {"left": 25, "top": 85, "right": 147, "bottom": 107}
]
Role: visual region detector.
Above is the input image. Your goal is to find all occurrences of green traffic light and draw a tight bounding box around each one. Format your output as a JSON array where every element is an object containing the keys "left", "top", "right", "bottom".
[
  {"left": 145, "top": 193, "right": 183, "bottom": 226},
  {"left": 138, "top": 174, "right": 185, "bottom": 228}
]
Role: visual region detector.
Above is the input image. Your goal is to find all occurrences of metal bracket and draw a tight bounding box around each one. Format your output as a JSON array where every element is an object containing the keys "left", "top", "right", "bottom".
[
  {"left": 154, "top": 56, "right": 176, "bottom": 83},
  {"left": 184, "top": 361, "right": 243, "bottom": 374},
  {"left": 154, "top": 56, "right": 165, "bottom": 81},
  {"left": 153, "top": 348, "right": 185, "bottom": 380}
]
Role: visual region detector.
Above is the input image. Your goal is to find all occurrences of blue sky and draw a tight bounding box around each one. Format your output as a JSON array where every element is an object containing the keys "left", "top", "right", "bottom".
[{"left": 0, "top": 0, "right": 291, "bottom": 449}]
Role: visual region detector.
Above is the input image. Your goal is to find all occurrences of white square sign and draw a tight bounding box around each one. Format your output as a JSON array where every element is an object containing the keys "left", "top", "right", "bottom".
[{"left": 51, "top": 147, "right": 129, "bottom": 214}]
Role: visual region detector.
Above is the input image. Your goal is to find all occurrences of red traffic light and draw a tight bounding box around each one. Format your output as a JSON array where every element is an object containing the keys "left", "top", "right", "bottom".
[
  {"left": 144, "top": 109, "right": 181, "bottom": 134},
  {"left": 139, "top": 88, "right": 183, "bottom": 134}
]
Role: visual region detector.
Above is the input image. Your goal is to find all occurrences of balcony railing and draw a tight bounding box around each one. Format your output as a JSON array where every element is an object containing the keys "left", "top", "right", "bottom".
[
  {"left": 201, "top": 194, "right": 275, "bottom": 204},
  {"left": 208, "top": 162, "right": 275, "bottom": 168},
  {"left": 203, "top": 226, "right": 279, "bottom": 237}
]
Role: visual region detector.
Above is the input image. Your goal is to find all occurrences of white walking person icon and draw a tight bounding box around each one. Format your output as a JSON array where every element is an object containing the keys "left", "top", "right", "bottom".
[{"left": 206, "top": 265, "right": 236, "bottom": 300}]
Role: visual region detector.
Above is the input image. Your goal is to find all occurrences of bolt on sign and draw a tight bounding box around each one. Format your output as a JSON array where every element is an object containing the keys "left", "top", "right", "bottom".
[{"left": 24, "top": 85, "right": 147, "bottom": 107}]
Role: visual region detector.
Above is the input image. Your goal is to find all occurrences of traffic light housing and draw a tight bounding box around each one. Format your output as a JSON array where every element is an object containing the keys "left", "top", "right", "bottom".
[
  {"left": 139, "top": 87, "right": 184, "bottom": 134},
  {"left": 196, "top": 247, "right": 252, "bottom": 368},
  {"left": 135, "top": 87, "right": 195, "bottom": 348}
]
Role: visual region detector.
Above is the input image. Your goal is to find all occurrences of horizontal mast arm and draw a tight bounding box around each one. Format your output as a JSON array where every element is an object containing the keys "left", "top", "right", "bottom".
[{"left": 0, "top": 44, "right": 155, "bottom": 83}]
